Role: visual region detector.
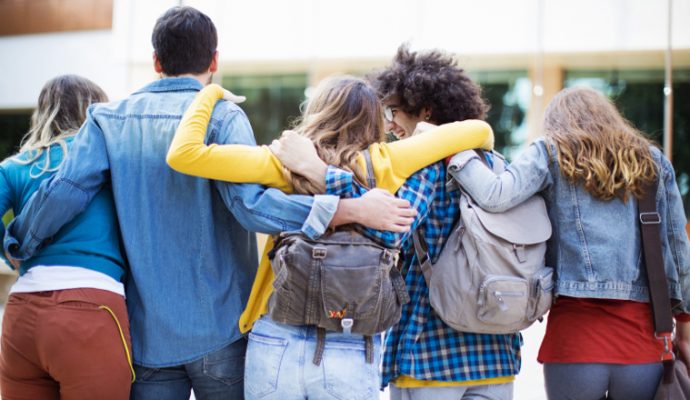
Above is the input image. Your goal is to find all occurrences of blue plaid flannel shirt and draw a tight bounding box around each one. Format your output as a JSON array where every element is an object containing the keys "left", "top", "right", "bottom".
[{"left": 325, "top": 161, "right": 522, "bottom": 387}]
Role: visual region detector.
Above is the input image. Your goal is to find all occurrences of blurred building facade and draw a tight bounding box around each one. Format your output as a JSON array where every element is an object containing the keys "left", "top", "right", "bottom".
[{"left": 0, "top": 0, "right": 689, "bottom": 222}]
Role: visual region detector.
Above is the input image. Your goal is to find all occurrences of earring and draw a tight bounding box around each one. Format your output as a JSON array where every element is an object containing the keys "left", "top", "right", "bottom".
[{"left": 425, "top": 115, "right": 431, "bottom": 121}]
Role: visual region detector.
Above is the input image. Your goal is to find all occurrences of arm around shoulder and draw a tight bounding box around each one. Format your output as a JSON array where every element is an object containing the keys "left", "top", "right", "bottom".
[
  {"left": 167, "top": 84, "right": 293, "bottom": 193},
  {"left": 371, "top": 120, "right": 493, "bottom": 192}
]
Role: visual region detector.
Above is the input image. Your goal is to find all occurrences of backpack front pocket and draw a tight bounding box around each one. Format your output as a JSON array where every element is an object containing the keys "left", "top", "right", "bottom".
[
  {"left": 320, "top": 264, "right": 383, "bottom": 322},
  {"left": 477, "top": 276, "right": 530, "bottom": 326},
  {"left": 528, "top": 266, "right": 554, "bottom": 321}
]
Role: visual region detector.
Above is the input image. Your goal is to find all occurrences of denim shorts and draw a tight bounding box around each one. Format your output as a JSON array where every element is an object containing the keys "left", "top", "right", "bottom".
[{"left": 245, "top": 316, "right": 381, "bottom": 400}]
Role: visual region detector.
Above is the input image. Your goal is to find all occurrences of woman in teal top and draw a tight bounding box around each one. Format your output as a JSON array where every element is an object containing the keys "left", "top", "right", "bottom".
[{"left": 0, "top": 75, "right": 134, "bottom": 400}]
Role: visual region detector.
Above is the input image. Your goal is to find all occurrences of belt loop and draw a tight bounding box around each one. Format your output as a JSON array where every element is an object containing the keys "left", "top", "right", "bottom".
[{"left": 364, "top": 335, "right": 374, "bottom": 364}]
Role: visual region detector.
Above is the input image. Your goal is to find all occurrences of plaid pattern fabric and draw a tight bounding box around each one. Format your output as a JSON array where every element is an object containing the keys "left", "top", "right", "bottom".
[{"left": 325, "top": 162, "right": 522, "bottom": 387}]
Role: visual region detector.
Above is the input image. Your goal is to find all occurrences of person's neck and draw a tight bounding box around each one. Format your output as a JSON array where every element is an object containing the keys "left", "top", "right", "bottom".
[{"left": 161, "top": 72, "right": 212, "bottom": 86}]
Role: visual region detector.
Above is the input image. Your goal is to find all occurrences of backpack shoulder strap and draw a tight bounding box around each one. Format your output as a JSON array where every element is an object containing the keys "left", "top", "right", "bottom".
[
  {"left": 474, "top": 149, "right": 505, "bottom": 174},
  {"left": 412, "top": 231, "right": 433, "bottom": 286},
  {"left": 362, "top": 149, "right": 376, "bottom": 188}
]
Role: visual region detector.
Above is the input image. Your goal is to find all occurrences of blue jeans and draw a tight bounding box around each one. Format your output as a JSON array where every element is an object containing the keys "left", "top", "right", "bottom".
[
  {"left": 131, "top": 338, "right": 247, "bottom": 400},
  {"left": 390, "top": 382, "right": 514, "bottom": 400},
  {"left": 245, "top": 316, "right": 381, "bottom": 400},
  {"left": 543, "top": 362, "right": 663, "bottom": 400}
]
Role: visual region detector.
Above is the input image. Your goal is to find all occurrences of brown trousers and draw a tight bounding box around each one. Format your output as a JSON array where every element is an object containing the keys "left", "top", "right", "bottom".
[{"left": 0, "top": 288, "right": 133, "bottom": 400}]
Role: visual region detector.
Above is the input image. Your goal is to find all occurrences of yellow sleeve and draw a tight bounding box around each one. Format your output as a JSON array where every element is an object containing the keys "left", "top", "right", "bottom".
[
  {"left": 364, "top": 120, "right": 493, "bottom": 193},
  {"left": 166, "top": 84, "right": 293, "bottom": 193}
]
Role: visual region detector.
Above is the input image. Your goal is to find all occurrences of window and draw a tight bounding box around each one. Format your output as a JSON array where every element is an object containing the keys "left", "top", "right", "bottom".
[
  {"left": 471, "top": 71, "right": 531, "bottom": 160},
  {"left": 222, "top": 74, "right": 308, "bottom": 145},
  {"left": 0, "top": 112, "right": 30, "bottom": 159}
]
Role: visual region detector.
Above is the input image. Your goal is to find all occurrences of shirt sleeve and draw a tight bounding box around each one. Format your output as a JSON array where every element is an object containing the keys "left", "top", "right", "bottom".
[
  {"left": 4, "top": 107, "right": 109, "bottom": 260},
  {"left": 447, "top": 140, "right": 553, "bottom": 212},
  {"left": 324, "top": 165, "right": 357, "bottom": 197},
  {"left": 366, "top": 120, "right": 493, "bottom": 193},
  {"left": 660, "top": 156, "right": 690, "bottom": 314},
  {"left": 209, "top": 108, "right": 337, "bottom": 239},
  {"left": 324, "top": 163, "right": 438, "bottom": 249},
  {"left": 0, "top": 167, "right": 14, "bottom": 266},
  {"left": 167, "top": 84, "right": 292, "bottom": 193}
]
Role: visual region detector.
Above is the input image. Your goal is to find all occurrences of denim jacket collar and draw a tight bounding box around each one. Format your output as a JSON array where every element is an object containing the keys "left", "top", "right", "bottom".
[{"left": 132, "top": 77, "right": 204, "bottom": 95}]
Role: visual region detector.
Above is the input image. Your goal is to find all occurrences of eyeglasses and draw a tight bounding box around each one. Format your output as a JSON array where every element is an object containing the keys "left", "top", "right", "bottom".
[{"left": 383, "top": 106, "right": 396, "bottom": 122}]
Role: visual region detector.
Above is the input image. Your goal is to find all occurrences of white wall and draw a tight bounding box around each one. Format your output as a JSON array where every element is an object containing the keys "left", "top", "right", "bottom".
[
  {"left": 0, "top": 31, "right": 127, "bottom": 109},
  {"left": 1, "top": 0, "right": 689, "bottom": 108}
]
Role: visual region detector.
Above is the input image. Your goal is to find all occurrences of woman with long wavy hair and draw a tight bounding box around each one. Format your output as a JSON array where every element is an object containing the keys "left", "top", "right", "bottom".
[
  {"left": 448, "top": 86, "right": 690, "bottom": 400},
  {"left": 0, "top": 75, "right": 133, "bottom": 400}
]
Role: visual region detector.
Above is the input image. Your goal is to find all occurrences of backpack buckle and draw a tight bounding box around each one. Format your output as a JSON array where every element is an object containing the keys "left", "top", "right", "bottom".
[
  {"left": 341, "top": 318, "right": 353, "bottom": 335},
  {"left": 312, "top": 247, "right": 327, "bottom": 259},
  {"left": 640, "top": 212, "right": 661, "bottom": 225}
]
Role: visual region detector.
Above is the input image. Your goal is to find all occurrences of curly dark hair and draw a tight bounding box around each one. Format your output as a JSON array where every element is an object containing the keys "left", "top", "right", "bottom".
[{"left": 369, "top": 44, "right": 489, "bottom": 123}]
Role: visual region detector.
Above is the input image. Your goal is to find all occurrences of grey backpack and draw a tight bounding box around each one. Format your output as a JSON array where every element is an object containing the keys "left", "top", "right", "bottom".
[
  {"left": 413, "top": 151, "right": 554, "bottom": 334},
  {"left": 267, "top": 150, "right": 409, "bottom": 363}
]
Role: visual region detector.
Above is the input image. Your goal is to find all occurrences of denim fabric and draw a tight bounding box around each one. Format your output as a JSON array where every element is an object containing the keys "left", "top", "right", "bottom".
[
  {"left": 543, "top": 363, "right": 662, "bottom": 400},
  {"left": 4, "top": 77, "right": 338, "bottom": 367},
  {"left": 244, "top": 316, "right": 381, "bottom": 400},
  {"left": 449, "top": 140, "right": 690, "bottom": 312},
  {"left": 131, "top": 338, "right": 247, "bottom": 400},
  {"left": 389, "top": 382, "right": 514, "bottom": 400},
  {"left": 0, "top": 138, "right": 124, "bottom": 281}
]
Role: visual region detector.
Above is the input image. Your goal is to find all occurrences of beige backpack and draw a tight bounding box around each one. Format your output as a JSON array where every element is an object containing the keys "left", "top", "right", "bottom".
[{"left": 413, "top": 151, "right": 554, "bottom": 334}]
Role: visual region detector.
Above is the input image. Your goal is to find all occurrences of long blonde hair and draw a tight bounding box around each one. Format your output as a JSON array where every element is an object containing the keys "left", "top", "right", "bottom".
[
  {"left": 544, "top": 86, "right": 657, "bottom": 201},
  {"left": 287, "top": 76, "right": 385, "bottom": 194},
  {"left": 15, "top": 75, "right": 108, "bottom": 177}
]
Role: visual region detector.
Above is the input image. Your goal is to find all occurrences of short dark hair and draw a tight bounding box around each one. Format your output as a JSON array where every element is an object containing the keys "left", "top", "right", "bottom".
[
  {"left": 370, "top": 44, "right": 489, "bottom": 123},
  {"left": 151, "top": 6, "right": 217, "bottom": 76}
]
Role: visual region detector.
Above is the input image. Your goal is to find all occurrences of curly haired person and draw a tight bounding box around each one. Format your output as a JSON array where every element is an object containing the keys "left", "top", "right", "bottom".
[{"left": 366, "top": 45, "right": 521, "bottom": 400}]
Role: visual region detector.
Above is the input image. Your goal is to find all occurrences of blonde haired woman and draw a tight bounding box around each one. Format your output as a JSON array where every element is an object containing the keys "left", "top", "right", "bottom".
[
  {"left": 448, "top": 86, "right": 690, "bottom": 400},
  {"left": 0, "top": 75, "right": 133, "bottom": 400},
  {"left": 167, "top": 76, "right": 495, "bottom": 399}
]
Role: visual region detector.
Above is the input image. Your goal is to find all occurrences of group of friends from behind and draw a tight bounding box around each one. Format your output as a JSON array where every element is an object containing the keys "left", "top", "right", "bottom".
[{"left": 0, "top": 5, "right": 688, "bottom": 400}]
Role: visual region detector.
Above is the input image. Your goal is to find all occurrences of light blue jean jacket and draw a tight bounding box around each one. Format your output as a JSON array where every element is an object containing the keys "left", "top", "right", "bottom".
[
  {"left": 449, "top": 139, "right": 690, "bottom": 313},
  {"left": 4, "top": 78, "right": 338, "bottom": 367}
]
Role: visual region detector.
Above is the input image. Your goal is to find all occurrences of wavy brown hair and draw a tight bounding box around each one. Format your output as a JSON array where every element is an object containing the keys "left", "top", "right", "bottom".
[
  {"left": 544, "top": 86, "right": 657, "bottom": 201},
  {"left": 286, "top": 76, "right": 385, "bottom": 194}
]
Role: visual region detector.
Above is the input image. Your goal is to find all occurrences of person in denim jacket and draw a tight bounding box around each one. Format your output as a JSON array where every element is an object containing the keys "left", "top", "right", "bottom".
[
  {"left": 449, "top": 86, "right": 690, "bottom": 400},
  {"left": 3, "top": 7, "right": 413, "bottom": 400}
]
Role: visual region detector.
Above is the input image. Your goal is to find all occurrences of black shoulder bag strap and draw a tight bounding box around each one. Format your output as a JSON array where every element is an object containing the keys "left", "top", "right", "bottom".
[{"left": 639, "top": 178, "right": 675, "bottom": 381}]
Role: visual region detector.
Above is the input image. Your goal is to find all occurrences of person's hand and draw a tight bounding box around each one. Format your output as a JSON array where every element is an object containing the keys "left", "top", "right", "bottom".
[
  {"left": 222, "top": 88, "right": 246, "bottom": 104},
  {"left": 412, "top": 121, "right": 437, "bottom": 136},
  {"left": 676, "top": 320, "right": 690, "bottom": 374},
  {"left": 269, "top": 130, "right": 327, "bottom": 181},
  {"left": 354, "top": 189, "right": 417, "bottom": 232},
  {"left": 4, "top": 251, "right": 19, "bottom": 269}
]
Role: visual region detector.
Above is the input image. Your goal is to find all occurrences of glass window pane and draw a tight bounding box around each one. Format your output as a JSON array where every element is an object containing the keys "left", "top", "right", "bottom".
[
  {"left": 222, "top": 74, "right": 308, "bottom": 145},
  {"left": 471, "top": 70, "right": 531, "bottom": 160}
]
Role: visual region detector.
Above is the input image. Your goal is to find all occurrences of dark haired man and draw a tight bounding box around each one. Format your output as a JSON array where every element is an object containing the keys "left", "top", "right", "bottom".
[{"left": 4, "top": 7, "right": 414, "bottom": 400}]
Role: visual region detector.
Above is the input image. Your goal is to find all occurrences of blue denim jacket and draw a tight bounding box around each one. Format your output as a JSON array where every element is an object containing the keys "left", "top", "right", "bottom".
[
  {"left": 4, "top": 77, "right": 338, "bottom": 367},
  {"left": 449, "top": 138, "right": 690, "bottom": 313}
]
